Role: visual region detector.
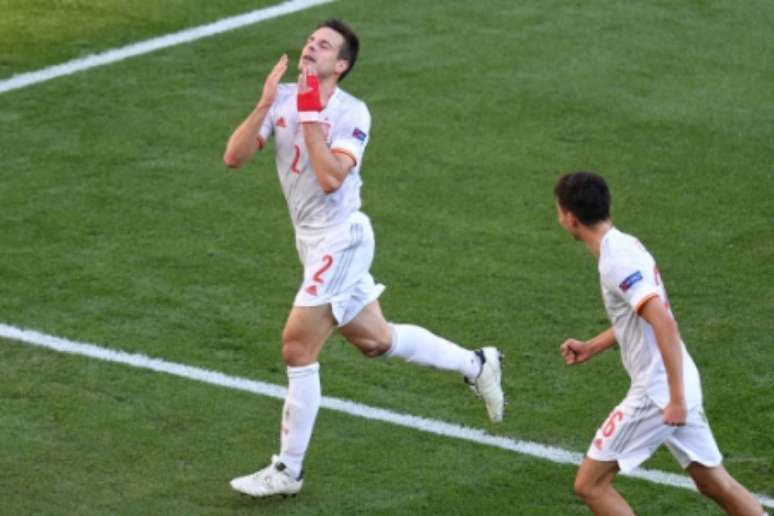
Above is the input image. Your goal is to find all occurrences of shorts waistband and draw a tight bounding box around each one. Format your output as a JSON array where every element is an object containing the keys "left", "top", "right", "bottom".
[{"left": 294, "top": 212, "right": 369, "bottom": 239}]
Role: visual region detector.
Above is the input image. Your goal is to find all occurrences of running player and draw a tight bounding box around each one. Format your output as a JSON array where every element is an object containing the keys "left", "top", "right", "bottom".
[
  {"left": 222, "top": 19, "right": 504, "bottom": 498},
  {"left": 554, "top": 171, "right": 765, "bottom": 515}
]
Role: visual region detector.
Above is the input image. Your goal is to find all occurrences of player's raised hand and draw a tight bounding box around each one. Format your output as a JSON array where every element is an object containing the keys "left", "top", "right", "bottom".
[
  {"left": 297, "top": 66, "right": 323, "bottom": 110},
  {"left": 257, "top": 54, "right": 288, "bottom": 109},
  {"left": 560, "top": 338, "right": 591, "bottom": 365},
  {"left": 297, "top": 65, "right": 323, "bottom": 122}
]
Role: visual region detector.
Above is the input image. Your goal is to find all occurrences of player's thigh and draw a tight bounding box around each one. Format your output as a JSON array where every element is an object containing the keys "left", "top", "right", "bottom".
[
  {"left": 338, "top": 300, "right": 391, "bottom": 356},
  {"left": 281, "top": 304, "right": 337, "bottom": 365}
]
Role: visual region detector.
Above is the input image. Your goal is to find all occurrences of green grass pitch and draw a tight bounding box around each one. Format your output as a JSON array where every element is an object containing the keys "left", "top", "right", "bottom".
[{"left": 0, "top": 1, "right": 772, "bottom": 514}]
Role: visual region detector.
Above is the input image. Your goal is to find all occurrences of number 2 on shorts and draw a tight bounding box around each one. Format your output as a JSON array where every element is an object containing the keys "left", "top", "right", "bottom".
[{"left": 313, "top": 255, "right": 334, "bottom": 284}]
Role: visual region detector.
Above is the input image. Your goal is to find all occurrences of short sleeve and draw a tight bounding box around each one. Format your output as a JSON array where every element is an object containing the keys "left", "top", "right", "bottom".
[
  {"left": 258, "top": 109, "right": 274, "bottom": 144},
  {"left": 600, "top": 252, "right": 660, "bottom": 313},
  {"left": 256, "top": 102, "right": 275, "bottom": 149},
  {"left": 330, "top": 101, "right": 370, "bottom": 166}
]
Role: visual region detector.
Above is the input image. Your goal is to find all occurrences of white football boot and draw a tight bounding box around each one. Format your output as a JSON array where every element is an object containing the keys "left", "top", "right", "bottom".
[
  {"left": 466, "top": 347, "right": 504, "bottom": 423},
  {"left": 230, "top": 455, "right": 303, "bottom": 498}
]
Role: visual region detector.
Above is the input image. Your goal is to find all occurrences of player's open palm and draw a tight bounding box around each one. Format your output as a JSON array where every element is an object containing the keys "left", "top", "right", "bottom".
[
  {"left": 560, "top": 338, "right": 591, "bottom": 365},
  {"left": 258, "top": 54, "right": 288, "bottom": 108}
]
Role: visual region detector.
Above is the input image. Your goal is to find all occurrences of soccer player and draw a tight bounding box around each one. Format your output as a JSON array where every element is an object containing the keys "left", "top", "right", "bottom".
[
  {"left": 222, "top": 19, "right": 504, "bottom": 498},
  {"left": 554, "top": 171, "right": 765, "bottom": 515}
]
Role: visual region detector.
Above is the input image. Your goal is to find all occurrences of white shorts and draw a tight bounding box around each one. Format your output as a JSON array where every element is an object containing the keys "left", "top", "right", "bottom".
[
  {"left": 586, "top": 394, "right": 722, "bottom": 473},
  {"left": 293, "top": 212, "right": 385, "bottom": 326}
]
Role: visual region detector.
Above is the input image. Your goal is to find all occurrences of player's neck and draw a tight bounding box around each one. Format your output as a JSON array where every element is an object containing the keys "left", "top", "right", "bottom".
[
  {"left": 581, "top": 220, "right": 613, "bottom": 259},
  {"left": 318, "top": 78, "right": 337, "bottom": 106}
]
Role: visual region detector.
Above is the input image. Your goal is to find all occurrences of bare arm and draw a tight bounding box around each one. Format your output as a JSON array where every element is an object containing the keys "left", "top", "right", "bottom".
[
  {"left": 302, "top": 123, "right": 354, "bottom": 193},
  {"left": 296, "top": 69, "right": 354, "bottom": 192},
  {"left": 560, "top": 327, "right": 617, "bottom": 365},
  {"left": 639, "top": 297, "right": 686, "bottom": 425},
  {"left": 223, "top": 54, "right": 288, "bottom": 169}
]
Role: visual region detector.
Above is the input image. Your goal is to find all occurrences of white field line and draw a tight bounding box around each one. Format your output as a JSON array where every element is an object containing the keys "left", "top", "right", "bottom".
[
  {"left": 0, "top": 322, "right": 772, "bottom": 508},
  {"left": 0, "top": 0, "right": 333, "bottom": 95}
]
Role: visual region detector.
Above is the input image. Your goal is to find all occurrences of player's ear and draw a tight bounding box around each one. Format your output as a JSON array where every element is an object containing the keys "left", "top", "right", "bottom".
[
  {"left": 335, "top": 59, "right": 349, "bottom": 76},
  {"left": 568, "top": 211, "right": 580, "bottom": 228},
  {"left": 560, "top": 209, "right": 578, "bottom": 229},
  {"left": 555, "top": 202, "right": 575, "bottom": 228}
]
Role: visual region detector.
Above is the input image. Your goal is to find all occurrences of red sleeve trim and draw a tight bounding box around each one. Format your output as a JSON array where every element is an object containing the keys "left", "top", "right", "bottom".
[
  {"left": 635, "top": 293, "right": 660, "bottom": 315},
  {"left": 331, "top": 148, "right": 357, "bottom": 167}
]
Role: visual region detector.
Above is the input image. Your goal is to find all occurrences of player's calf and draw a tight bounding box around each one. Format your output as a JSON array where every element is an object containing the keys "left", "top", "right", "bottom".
[{"left": 688, "top": 463, "right": 765, "bottom": 516}]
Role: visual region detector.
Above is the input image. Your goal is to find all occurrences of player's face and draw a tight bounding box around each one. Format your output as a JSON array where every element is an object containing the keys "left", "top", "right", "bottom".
[
  {"left": 555, "top": 201, "right": 581, "bottom": 240},
  {"left": 299, "top": 27, "right": 349, "bottom": 80}
]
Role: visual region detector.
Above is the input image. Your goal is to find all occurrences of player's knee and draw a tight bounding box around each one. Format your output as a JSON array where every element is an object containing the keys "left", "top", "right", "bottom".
[
  {"left": 573, "top": 475, "right": 604, "bottom": 502},
  {"left": 573, "top": 478, "right": 593, "bottom": 500},
  {"left": 339, "top": 320, "right": 392, "bottom": 358},
  {"left": 363, "top": 343, "right": 390, "bottom": 358},
  {"left": 281, "top": 338, "right": 311, "bottom": 366},
  {"left": 351, "top": 335, "right": 390, "bottom": 358}
]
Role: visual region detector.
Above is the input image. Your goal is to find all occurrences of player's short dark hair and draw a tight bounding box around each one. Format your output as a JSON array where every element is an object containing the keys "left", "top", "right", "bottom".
[
  {"left": 317, "top": 18, "right": 359, "bottom": 82},
  {"left": 554, "top": 171, "right": 611, "bottom": 225}
]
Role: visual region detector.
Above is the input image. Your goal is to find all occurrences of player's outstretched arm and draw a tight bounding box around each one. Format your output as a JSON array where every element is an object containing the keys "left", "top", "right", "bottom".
[
  {"left": 560, "top": 327, "right": 616, "bottom": 365},
  {"left": 224, "top": 54, "right": 288, "bottom": 169},
  {"left": 639, "top": 298, "right": 687, "bottom": 426}
]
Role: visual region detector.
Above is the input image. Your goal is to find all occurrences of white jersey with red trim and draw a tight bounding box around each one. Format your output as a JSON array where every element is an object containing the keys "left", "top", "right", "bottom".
[
  {"left": 598, "top": 227, "right": 702, "bottom": 409},
  {"left": 258, "top": 83, "right": 370, "bottom": 234}
]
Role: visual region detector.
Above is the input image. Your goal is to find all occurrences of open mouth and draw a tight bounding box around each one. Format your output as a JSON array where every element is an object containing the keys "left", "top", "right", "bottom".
[{"left": 302, "top": 55, "right": 316, "bottom": 63}]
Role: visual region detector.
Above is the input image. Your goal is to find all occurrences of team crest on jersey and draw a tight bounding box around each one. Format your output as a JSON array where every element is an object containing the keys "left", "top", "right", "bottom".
[
  {"left": 619, "top": 271, "right": 643, "bottom": 292},
  {"left": 276, "top": 116, "right": 287, "bottom": 128},
  {"left": 352, "top": 128, "right": 367, "bottom": 143}
]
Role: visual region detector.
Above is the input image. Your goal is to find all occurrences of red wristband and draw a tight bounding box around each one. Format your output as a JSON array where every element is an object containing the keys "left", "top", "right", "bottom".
[{"left": 297, "top": 73, "right": 323, "bottom": 112}]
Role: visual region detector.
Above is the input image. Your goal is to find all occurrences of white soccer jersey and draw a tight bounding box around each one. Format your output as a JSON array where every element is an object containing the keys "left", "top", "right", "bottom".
[
  {"left": 598, "top": 228, "right": 703, "bottom": 409},
  {"left": 258, "top": 83, "right": 370, "bottom": 234}
]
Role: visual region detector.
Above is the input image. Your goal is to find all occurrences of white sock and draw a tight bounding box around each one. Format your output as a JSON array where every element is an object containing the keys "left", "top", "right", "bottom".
[
  {"left": 385, "top": 323, "right": 481, "bottom": 379},
  {"left": 278, "top": 362, "right": 320, "bottom": 479}
]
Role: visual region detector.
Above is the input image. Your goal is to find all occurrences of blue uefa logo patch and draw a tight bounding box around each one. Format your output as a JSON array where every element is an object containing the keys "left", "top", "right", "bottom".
[
  {"left": 352, "top": 128, "right": 367, "bottom": 143},
  {"left": 619, "top": 271, "right": 643, "bottom": 292}
]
